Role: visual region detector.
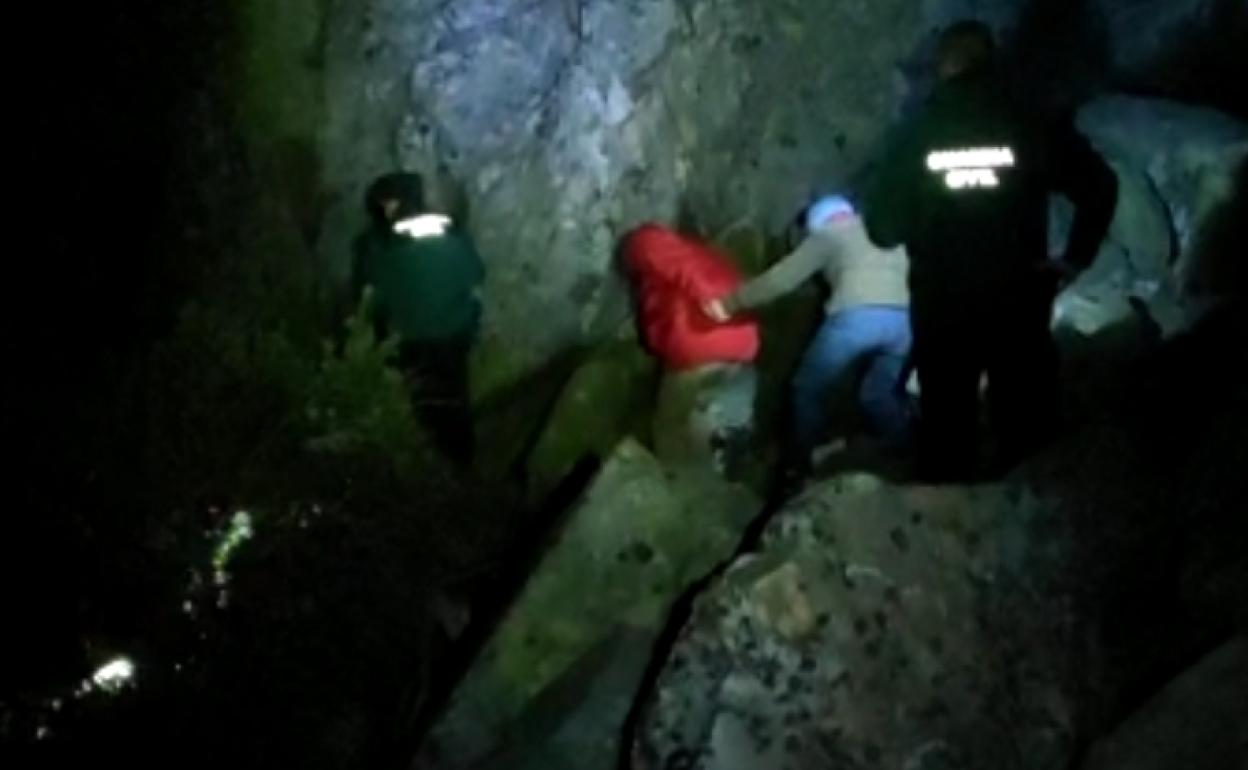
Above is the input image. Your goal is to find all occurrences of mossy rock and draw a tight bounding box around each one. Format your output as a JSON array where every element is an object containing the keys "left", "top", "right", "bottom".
[
  {"left": 525, "top": 338, "right": 658, "bottom": 497},
  {"left": 713, "top": 221, "right": 769, "bottom": 277},
  {"left": 419, "top": 439, "right": 759, "bottom": 768},
  {"left": 652, "top": 363, "right": 757, "bottom": 478},
  {"left": 472, "top": 346, "right": 587, "bottom": 482}
]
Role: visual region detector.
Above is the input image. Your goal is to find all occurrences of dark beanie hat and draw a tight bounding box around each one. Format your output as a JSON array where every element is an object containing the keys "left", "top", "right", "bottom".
[{"left": 364, "top": 172, "right": 425, "bottom": 225}]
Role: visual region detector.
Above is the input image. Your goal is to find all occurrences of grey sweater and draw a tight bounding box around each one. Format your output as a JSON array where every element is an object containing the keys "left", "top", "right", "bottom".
[{"left": 726, "top": 216, "right": 909, "bottom": 315}]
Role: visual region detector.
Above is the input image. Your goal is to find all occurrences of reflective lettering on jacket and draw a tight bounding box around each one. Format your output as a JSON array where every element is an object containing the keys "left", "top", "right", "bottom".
[
  {"left": 925, "top": 146, "right": 1015, "bottom": 190},
  {"left": 393, "top": 214, "right": 452, "bottom": 239}
]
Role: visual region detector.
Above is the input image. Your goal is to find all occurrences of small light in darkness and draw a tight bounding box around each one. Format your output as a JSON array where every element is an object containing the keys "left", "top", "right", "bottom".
[{"left": 91, "top": 656, "right": 136, "bottom": 693}]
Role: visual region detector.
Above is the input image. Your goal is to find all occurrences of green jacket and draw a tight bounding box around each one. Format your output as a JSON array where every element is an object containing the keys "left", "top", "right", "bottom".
[{"left": 352, "top": 225, "right": 485, "bottom": 342}]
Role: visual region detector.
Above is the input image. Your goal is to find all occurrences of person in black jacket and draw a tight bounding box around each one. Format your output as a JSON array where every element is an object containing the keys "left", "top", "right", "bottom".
[{"left": 862, "top": 20, "right": 1118, "bottom": 482}]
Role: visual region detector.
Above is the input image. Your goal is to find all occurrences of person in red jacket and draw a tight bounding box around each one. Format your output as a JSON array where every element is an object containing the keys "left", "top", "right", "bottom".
[{"left": 621, "top": 223, "right": 760, "bottom": 369}]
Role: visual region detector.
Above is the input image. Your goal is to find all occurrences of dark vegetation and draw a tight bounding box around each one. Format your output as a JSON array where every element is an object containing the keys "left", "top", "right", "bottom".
[{"left": 7, "top": 6, "right": 522, "bottom": 767}]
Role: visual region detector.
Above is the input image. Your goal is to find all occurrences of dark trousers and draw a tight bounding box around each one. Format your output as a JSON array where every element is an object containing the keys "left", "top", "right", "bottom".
[
  {"left": 398, "top": 336, "right": 474, "bottom": 466},
  {"left": 911, "top": 281, "right": 1059, "bottom": 483}
]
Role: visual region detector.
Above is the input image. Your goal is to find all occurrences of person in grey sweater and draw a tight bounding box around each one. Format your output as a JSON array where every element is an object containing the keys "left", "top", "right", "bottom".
[{"left": 705, "top": 195, "right": 913, "bottom": 478}]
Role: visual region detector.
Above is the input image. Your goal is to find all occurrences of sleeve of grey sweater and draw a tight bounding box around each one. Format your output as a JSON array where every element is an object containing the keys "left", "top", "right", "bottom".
[{"left": 726, "top": 233, "right": 834, "bottom": 312}]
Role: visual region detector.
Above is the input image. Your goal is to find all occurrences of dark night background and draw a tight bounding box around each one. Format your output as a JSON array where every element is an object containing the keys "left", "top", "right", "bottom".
[{"left": 13, "top": 5, "right": 188, "bottom": 654}]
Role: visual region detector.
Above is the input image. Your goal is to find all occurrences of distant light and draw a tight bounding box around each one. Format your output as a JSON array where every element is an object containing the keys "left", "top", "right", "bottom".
[
  {"left": 212, "top": 511, "right": 254, "bottom": 573},
  {"left": 393, "top": 214, "right": 451, "bottom": 239},
  {"left": 91, "top": 657, "right": 136, "bottom": 693}
]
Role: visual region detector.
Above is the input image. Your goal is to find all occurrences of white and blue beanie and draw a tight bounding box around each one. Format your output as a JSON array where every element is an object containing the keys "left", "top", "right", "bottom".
[{"left": 804, "top": 195, "right": 856, "bottom": 232}]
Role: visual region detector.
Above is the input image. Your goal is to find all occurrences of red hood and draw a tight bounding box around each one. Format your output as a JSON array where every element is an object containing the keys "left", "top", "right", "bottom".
[
  {"left": 623, "top": 223, "right": 742, "bottom": 288},
  {"left": 621, "top": 222, "right": 759, "bottom": 368},
  {"left": 623, "top": 223, "right": 688, "bottom": 274}
]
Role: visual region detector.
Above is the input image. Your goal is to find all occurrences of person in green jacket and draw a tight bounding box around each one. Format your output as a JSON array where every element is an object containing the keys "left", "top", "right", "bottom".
[{"left": 352, "top": 171, "right": 485, "bottom": 466}]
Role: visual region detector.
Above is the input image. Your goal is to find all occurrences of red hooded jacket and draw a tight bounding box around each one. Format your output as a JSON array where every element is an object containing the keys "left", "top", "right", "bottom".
[{"left": 623, "top": 224, "right": 760, "bottom": 369}]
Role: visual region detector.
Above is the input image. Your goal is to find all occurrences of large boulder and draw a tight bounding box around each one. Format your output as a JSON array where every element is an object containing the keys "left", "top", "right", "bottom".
[
  {"left": 416, "top": 438, "right": 759, "bottom": 769},
  {"left": 1080, "top": 96, "right": 1247, "bottom": 284},
  {"left": 1054, "top": 96, "right": 1247, "bottom": 344},
  {"left": 631, "top": 474, "right": 1077, "bottom": 770},
  {"left": 1081, "top": 637, "right": 1248, "bottom": 770},
  {"left": 627, "top": 307, "right": 1248, "bottom": 770}
]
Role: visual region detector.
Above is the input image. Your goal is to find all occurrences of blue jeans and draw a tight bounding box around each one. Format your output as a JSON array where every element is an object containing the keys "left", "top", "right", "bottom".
[{"left": 791, "top": 305, "right": 913, "bottom": 456}]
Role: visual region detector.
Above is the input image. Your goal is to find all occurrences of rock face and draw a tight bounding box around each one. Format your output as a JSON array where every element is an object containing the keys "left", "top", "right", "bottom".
[
  {"left": 316, "top": 0, "right": 931, "bottom": 395},
  {"left": 417, "top": 439, "right": 759, "bottom": 769},
  {"left": 652, "top": 363, "right": 758, "bottom": 479},
  {"left": 1089, "top": 0, "right": 1237, "bottom": 102},
  {"left": 1081, "top": 638, "right": 1248, "bottom": 770},
  {"left": 225, "top": 0, "right": 1244, "bottom": 398},
  {"left": 526, "top": 339, "right": 658, "bottom": 497},
  {"left": 1054, "top": 96, "right": 1247, "bottom": 344},
  {"left": 632, "top": 474, "right": 1077, "bottom": 770},
  {"left": 1080, "top": 96, "right": 1247, "bottom": 296}
]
